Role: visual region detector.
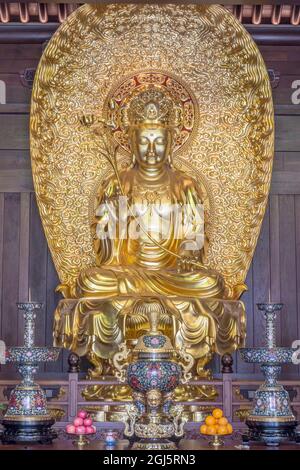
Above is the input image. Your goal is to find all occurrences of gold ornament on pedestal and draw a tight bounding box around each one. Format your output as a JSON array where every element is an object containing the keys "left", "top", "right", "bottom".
[{"left": 30, "top": 4, "right": 274, "bottom": 383}]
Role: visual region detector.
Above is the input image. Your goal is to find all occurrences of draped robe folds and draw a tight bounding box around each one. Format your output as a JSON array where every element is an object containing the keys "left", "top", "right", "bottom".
[{"left": 54, "top": 167, "right": 246, "bottom": 360}]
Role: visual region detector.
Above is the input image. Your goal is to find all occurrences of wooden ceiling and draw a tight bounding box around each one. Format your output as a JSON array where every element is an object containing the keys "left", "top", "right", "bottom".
[{"left": 0, "top": 3, "right": 300, "bottom": 26}]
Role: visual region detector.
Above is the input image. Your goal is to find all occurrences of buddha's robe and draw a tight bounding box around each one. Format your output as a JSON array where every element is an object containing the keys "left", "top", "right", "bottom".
[{"left": 54, "top": 167, "right": 245, "bottom": 359}]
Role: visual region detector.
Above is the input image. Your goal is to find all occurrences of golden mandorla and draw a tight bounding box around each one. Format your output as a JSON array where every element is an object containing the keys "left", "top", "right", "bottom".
[{"left": 30, "top": 4, "right": 274, "bottom": 373}]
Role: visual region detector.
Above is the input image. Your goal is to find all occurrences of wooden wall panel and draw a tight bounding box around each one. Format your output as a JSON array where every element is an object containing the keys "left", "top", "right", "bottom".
[
  {"left": 294, "top": 195, "right": 300, "bottom": 376},
  {"left": 0, "top": 74, "right": 32, "bottom": 104},
  {"left": 279, "top": 196, "right": 298, "bottom": 375},
  {"left": 235, "top": 266, "right": 254, "bottom": 375},
  {"left": 1, "top": 194, "right": 20, "bottom": 347},
  {"left": 17, "top": 192, "right": 30, "bottom": 343},
  {"left": 0, "top": 41, "right": 300, "bottom": 378},
  {"left": 275, "top": 115, "right": 300, "bottom": 152},
  {"left": 0, "top": 150, "right": 30, "bottom": 171},
  {"left": 269, "top": 195, "right": 281, "bottom": 344},
  {"left": 0, "top": 59, "right": 39, "bottom": 75},
  {"left": 28, "top": 193, "right": 47, "bottom": 349},
  {"left": 0, "top": 194, "right": 4, "bottom": 339},
  {"left": 45, "top": 248, "right": 63, "bottom": 372},
  {"left": 0, "top": 115, "right": 29, "bottom": 149},
  {"left": 0, "top": 45, "right": 43, "bottom": 60},
  {"left": 253, "top": 207, "right": 271, "bottom": 346},
  {"left": 252, "top": 207, "right": 271, "bottom": 373}
]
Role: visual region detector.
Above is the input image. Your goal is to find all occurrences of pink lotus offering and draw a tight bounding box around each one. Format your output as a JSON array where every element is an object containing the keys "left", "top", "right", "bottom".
[{"left": 65, "top": 410, "right": 96, "bottom": 436}]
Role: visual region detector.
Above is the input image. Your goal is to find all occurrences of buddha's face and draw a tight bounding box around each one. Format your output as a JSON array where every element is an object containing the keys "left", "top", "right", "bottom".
[{"left": 131, "top": 126, "right": 172, "bottom": 170}]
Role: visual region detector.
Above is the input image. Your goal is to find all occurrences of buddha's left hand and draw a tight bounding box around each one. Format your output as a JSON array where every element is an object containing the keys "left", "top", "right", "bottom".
[{"left": 176, "top": 255, "right": 200, "bottom": 273}]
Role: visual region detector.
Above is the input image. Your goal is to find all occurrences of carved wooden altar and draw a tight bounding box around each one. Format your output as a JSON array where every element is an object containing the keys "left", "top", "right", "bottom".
[{"left": 1, "top": 373, "right": 300, "bottom": 437}]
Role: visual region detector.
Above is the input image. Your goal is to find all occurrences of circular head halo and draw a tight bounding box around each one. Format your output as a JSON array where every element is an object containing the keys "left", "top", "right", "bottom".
[{"left": 104, "top": 70, "right": 199, "bottom": 156}]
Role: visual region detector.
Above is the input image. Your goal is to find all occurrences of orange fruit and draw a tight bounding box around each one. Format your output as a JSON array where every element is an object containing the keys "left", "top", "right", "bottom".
[
  {"left": 212, "top": 408, "right": 223, "bottom": 419},
  {"left": 218, "top": 417, "right": 228, "bottom": 426},
  {"left": 205, "top": 415, "right": 216, "bottom": 426},
  {"left": 206, "top": 425, "right": 217, "bottom": 435},
  {"left": 227, "top": 423, "right": 233, "bottom": 434},
  {"left": 200, "top": 424, "right": 207, "bottom": 434},
  {"left": 217, "top": 425, "right": 228, "bottom": 435}
]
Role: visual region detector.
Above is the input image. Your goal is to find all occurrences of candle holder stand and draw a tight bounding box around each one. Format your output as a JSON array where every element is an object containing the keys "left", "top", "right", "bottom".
[
  {"left": 0, "top": 302, "right": 60, "bottom": 444},
  {"left": 240, "top": 303, "right": 300, "bottom": 446}
]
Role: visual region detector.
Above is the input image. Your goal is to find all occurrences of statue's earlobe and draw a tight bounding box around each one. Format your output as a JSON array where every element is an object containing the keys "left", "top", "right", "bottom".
[
  {"left": 130, "top": 153, "right": 136, "bottom": 168},
  {"left": 168, "top": 131, "right": 174, "bottom": 167}
]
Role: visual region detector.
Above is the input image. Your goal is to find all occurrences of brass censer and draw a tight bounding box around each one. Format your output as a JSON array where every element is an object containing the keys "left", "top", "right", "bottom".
[{"left": 113, "top": 300, "right": 194, "bottom": 450}]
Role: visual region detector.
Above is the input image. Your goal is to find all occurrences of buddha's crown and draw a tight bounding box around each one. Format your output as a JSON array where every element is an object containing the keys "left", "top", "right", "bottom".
[{"left": 127, "top": 86, "right": 178, "bottom": 128}]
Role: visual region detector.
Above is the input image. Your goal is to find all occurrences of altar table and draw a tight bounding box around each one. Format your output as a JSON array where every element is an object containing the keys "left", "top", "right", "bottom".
[{"left": 0, "top": 438, "right": 300, "bottom": 451}]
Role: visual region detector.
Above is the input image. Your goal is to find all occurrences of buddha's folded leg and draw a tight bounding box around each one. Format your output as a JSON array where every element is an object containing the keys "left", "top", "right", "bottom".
[
  {"left": 143, "top": 268, "right": 225, "bottom": 298},
  {"left": 172, "top": 299, "right": 218, "bottom": 358},
  {"left": 214, "top": 300, "right": 246, "bottom": 355},
  {"left": 75, "top": 266, "right": 144, "bottom": 298},
  {"left": 172, "top": 299, "right": 245, "bottom": 358},
  {"left": 54, "top": 298, "right": 128, "bottom": 359},
  {"left": 74, "top": 264, "right": 225, "bottom": 300}
]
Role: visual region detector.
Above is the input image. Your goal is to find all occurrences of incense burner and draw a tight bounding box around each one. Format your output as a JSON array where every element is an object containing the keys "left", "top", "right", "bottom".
[{"left": 113, "top": 301, "right": 194, "bottom": 449}]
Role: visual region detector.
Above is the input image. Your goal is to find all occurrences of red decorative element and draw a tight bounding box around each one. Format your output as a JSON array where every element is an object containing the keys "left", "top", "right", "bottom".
[{"left": 130, "top": 376, "right": 140, "bottom": 389}]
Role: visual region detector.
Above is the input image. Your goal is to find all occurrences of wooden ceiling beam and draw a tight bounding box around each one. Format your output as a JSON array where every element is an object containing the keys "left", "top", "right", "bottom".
[{"left": 1, "top": 3, "right": 300, "bottom": 25}]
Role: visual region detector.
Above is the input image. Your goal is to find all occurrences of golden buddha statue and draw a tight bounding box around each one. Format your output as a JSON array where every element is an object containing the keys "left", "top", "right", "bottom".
[{"left": 54, "top": 85, "right": 246, "bottom": 377}]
